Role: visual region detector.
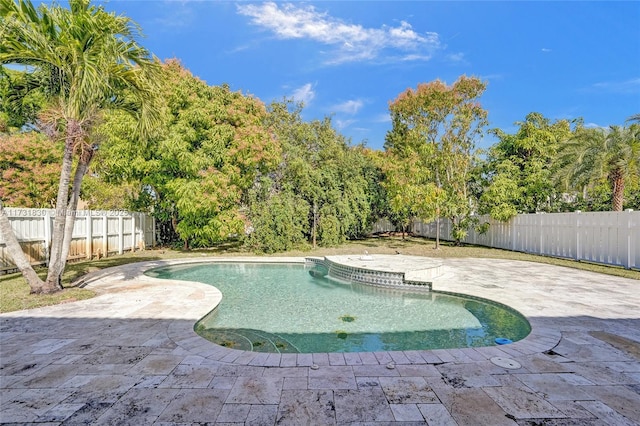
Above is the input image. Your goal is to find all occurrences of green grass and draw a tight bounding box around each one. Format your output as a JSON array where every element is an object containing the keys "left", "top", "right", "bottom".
[
  {"left": 1, "top": 235, "right": 637, "bottom": 313},
  {"left": 0, "top": 270, "right": 95, "bottom": 313}
]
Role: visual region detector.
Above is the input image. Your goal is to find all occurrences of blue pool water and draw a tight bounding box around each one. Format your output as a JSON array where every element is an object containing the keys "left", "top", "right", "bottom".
[{"left": 146, "top": 262, "right": 531, "bottom": 353}]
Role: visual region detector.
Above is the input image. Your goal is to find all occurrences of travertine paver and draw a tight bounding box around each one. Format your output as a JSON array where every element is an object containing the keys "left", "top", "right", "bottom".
[
  {"left": 434, "top": 387, "right": 518, "bottom": 425},
  {"left": 334, "top": 387, "right": 395, "bottom": 422},
  {"left": 225, "top": 377, "right": 283, "bottom": 404},
  {"left": 378, "top": 376, "right": 439, "bottom": 404},
  {"left": 481, "top": 385, "right": 567, "bottom": 419},
  {"left": 90, "top": 388, "right": 180, "bottom": 425},
  {"left": 582, "top": 385, "right": 640, "bottom": 423},
  {"left": 579, "top": 400, "right": 640, "bottom": 426},
  {"left": 1, "top": 256, "right": 640, "bottom": 425},
  {"left": 417, "top": 403, "right": 458, "bottom": 425},
  {"left": 513, "top": 373, "right": 595, "bottom": 401},
  {"left": 156, "top": 388, "right": 229, "bottom": 423},
  {"left": 308, "top": 366, "right": 357, "bottom": 390},
  {"left": 389, "top": 403, "right": 424, "bottom": 421},
  {"left": 276, "top": 390, "right": 335, "bottom": 425}
]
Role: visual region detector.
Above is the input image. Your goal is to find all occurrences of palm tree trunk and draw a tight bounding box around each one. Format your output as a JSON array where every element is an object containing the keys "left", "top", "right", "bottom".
[
  {"left": 45, "top": 125, "right": 79, "bottom": 292},
  {"left": 60, "top": 153, "right": 92, "bottom": 272},
  {"left": 0, "top": 200, "right": 48, "bottom": 292},
  {"left": 611, "top": 168, "right": 625, "bottom": 212}
]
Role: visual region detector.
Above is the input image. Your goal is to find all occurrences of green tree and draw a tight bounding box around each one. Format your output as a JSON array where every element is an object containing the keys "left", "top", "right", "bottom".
[
  {"left": 556, "top": 124, "right": 640, "bottom": 211},
  {"left": 0, "top": 132, "right": 62, "bottom": 207},
  {"left": 95, "top": 60, "right": 279, "bottom": 249},
  {"left": 0, "top": 0, "right": 159, "bottom": 293},
  {"left": 246, "top": 100, "right": 376, "bottom": 251},
  {"left": 385, "top": 76, "right": 487, "bottom": 247},
  {"left": 374, "top": 148, "right": 434, "bottom": 239},
  {"left": 79, "top": 175, "right": 140, "bottom": 210},
  {"left": 245, "top": 179, "right": 309, "bottom": 253},
  {"left": 479, "top": 113, "right": 574, "bottom": 220}
]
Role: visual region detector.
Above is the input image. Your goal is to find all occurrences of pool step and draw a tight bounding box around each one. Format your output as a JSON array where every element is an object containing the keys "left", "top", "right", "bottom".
[{"left": 306, "top": 255, "right": 440, "bottom": 291}]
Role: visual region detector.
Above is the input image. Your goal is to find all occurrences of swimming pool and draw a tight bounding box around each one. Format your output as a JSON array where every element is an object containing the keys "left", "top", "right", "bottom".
[{"left": 146, "top": 262, "right": 531, "bottom": 353}]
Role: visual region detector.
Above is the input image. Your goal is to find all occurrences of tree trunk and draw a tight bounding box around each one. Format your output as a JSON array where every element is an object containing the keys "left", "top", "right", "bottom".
[
  {"left": 0, "top": 200, "right": 49, "bottom": 292},
  {"left": 60, "top": 153, "right": 93, "bottom": 272},
  {"left": 45, "top": 126, "right": 78, "bottom": 292},
  {"left": 611, "top": 169, "right": 625, "bottom": 212},
  {"left": 435, "top": 214, "right": 441, "bottom": 250}
]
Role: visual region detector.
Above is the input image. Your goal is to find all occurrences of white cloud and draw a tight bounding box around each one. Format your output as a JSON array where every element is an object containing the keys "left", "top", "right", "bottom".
[
  {"left": 335, "top": 119, "right": 356, "bottom": 130},
  {"left": 590, "top": 78, "right": 640, "bottom": 94},
  {"left": 290, "top": 83, "right": 316, "bottom": 105},
  {"left": 332, "top": 99, "right": 364, "bottom": 115},
  {"left": 480, "top": 73, "right": 504, "bottom": 81},
  {"left": 541, "top": 48, "right": 552, "bottom": 53},
  {"left": 446, "top": 52, "right": 465, "bottom": 62},
  {"left": 373, "top": 113, "right": 391, "bottom": 123},
  {"left": 402, "top": 53, "right": 435, "bottom": 62},
  {"left": 237, "top": 2, "right": 441, "bottom": 64}
]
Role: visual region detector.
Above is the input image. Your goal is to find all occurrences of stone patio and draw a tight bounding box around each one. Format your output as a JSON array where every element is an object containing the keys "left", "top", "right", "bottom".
[{"left": 1, "top": 256, "right": 639, "bottom": 425}]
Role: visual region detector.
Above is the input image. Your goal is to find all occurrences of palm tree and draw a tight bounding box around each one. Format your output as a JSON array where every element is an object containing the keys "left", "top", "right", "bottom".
[
  {"left": 627, "top": 113, "right": 640, "bottom": 123},
  {"left": 556, "top": 124, "right": 640, "bottom": 211},
  {"left": 0, "top": 0, "right": 159, "bottom": 293}
]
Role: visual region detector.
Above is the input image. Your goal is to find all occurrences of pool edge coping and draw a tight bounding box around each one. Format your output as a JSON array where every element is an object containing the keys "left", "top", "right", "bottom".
[{"left": 80, "top": 256, "right": 560, "bottom": 367}]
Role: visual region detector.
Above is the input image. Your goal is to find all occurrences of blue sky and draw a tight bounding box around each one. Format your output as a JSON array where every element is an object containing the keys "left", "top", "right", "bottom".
[{"left": 101, "top": 1, "right": 639, "bottom": 150}]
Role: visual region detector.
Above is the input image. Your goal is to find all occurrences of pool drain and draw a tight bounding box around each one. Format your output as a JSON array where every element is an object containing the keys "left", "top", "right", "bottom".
[{"left": 490, "top": 356, "right": 521, "bottom": 370}]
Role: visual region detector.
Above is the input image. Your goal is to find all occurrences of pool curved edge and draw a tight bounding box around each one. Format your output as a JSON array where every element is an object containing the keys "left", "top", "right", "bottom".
[{"left": 80, "top": 256, "right": 561, "bottom": 366}]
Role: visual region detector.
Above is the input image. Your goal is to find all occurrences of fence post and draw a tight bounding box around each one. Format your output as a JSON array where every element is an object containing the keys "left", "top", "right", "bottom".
[
  {"left": 102, "top": 215, "right": 108, "bottom": 258},
  {"left": 627, "top": 209, "right": 633, "bottom": 269},
  {"left": 131, "top": 213, "right": 137, "bottom": 252},
  {"left": 118, "top": 215, "right": 124, "bottom": 255},
  {"left": 86, "top": 211, "right": 92, "bottom": 259},
  {"left": 575, "top": 211, "right": 581, "bottom": 262},
  {"left": 43, "top": 209, "right": 52, "bottom": 266}
]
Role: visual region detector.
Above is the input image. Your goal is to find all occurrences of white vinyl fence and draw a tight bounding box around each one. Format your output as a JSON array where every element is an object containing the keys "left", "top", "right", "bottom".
[
  {"left": 409, "top": 210, "right": 639, "bottom": 270},
  {"left": 0, "top": 208, "right": 155, "bottom": 273}
]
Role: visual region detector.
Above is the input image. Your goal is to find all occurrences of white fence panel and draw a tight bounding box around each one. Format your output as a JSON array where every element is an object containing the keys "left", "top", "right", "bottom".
[
  {"left": 1, "top": 208, "right": 155, "bottom": 273},
  {"left": 411, "top": 210, "right": 639, "bottom": 270}
]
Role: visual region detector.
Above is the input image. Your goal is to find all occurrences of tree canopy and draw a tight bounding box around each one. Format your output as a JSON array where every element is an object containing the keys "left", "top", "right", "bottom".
[
  {"left": 385, "top": 76, "right": 488, "bottom": 246},
  {"left": 556, "top": 124, "right": 640, "bottom": 212},
  {"left": 0, "top": 132, "right": 61, "bottom": 207},
  {"left": 0, "top": 0, "right": 159, "bottom": 293},
  {"left": 245, "top": 100, "right": 380, "bottom": 252},
  {"left": 95, "top": 60, "right": 280, "bottom": 249},
  {"left": 478, "top": 112, "right": 574, "bottom": 220}
]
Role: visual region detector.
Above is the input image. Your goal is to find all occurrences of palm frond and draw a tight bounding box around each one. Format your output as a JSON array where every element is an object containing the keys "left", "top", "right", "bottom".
[{"left": 1, "top": 0, "right": 160, "bottom": 138}]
